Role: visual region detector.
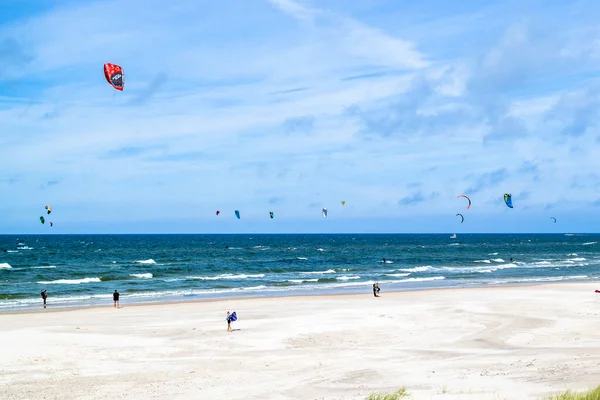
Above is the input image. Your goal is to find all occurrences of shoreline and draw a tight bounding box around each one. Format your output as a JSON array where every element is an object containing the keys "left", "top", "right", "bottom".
[{"left": 3, "top": 279, "right": 597, "bottom": 315}]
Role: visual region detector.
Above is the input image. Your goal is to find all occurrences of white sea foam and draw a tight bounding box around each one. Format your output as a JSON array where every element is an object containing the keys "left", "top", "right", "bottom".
[
  {"left": 302, "top": 269, "right": 336, "bottom": 275},
  {"left": 134, "top": 259, "right": 156, "bottom": 264},
  {"left": 188, "top": 273, "right": 265, "bottom": 280},
  {"left": 474, "top": 260, "right": 492, "bottom": 263},
  {"left": 582, "top": 242, "right": 597, "bottom": 246},
  {"left": 38, "top": 277, "right": 101, "bottom": 285},
  {"left": 288, "top": 279, "right": 318, "bottom": 284},
  {"left": 130, "top": 273, "right": 153, "bottom": 279},
  {"left": 0, "top": 263, "right": 12, "bottom": 269},
  {"left": 17, "top": 246, "right": 33, "bottom": 250},
  {"left": 399, "top": 266, "right": 431, "bottom": 272},
  {"left": 33, "top": 265, "right": 56, "bottom": 269},
  {"left": 569, "top": 257, "right": 586, "bottom": 261},
  {"left": 384, "top": 273, "right": 411, "bottom": 277},
  {"left": 337, "top": 275, "right": 360, "bottom": 281},
  {"left": 296, "top": 257, "right": 308, "bottom": 260},
  {"left": 487, "top": 275, "right": 588, "bottom": 285},
  {"left": 491, "top": 258, "right": 505, "bottom": 263}
]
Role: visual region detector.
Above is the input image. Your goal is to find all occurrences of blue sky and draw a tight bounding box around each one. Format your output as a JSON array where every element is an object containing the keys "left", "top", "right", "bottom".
[{"left": 1, "top": 0, "right": 600, "bottom": 234}]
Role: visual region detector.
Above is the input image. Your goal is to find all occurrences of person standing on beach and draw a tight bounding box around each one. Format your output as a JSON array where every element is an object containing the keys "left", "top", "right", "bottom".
[
  {"left": 372, "top": 283, "right": 379, "bottom": 297},
  {"left": 41, "top": 290, "right": 47, "bottom": 307},
  {"left": 113, "top": 290, "right": 120, "bottom": 308},
  {"left": 226, "top": 311, "right": 233, "bottom": 332}
]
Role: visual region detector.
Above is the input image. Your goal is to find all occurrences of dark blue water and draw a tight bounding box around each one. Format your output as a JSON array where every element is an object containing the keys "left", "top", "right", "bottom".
[{"left": 1, "top": 234, "right": 598, "bottom": 310}]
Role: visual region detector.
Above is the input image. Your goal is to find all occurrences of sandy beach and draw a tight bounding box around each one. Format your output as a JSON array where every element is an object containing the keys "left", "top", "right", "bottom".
[{"left": 1, "top": 282, "right": 599, "bottom": 400}]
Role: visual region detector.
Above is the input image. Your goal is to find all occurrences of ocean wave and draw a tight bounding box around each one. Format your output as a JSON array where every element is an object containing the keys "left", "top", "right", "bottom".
[
  {"left": 399, "top": 266, "right": 431, "bottom": 272},
  {"left": 38, "top": 277, "right": 101, "bottom": 285},
  {"left": 33, "top": 265, "right": 56, "bottom": 269},
  {"left": 474, "top": 260, "right": 491, "bottom": 263},
  {"left": 487, "top": 275, "right": 588, "bottom": 285},
  {"left": 568, "top": 253, "right": 578, "bottom": 256},
  {"left": 569, "top": 257, "right": 586, "bottom": 261},
  {"left": 17, "top": 246, "right": 33, "bottom": 250},
  {"left": 296, "top": 257, "right": 308, "bottom": 260},
  {"left": 134, "top": 259, "right": 156, "bottom": 264},
  {"left": 384, "top": 273, "right": 411, "bottom": 277},
  {"left": 130, "top": 273, "right": 153, "bottom": 279},
  {"left": 288, "top": 279, "right": 318, "bottom": 284},
  {"left": 488, "top": 252, "right": 499, "bottom": 256},
  {"left": 0, "top": 263, "right": 12, "bottom": 269},
  {"left": 6, "top": 250, "right": 18, "bottom": 253},
  {"left": 187, "top": 273, "right": 265, "bottom": 280},
  {"left": 336, "top": 275, "right": 360, "bottom": 281},
  {"left": 302, "top": 269, "right": 336, "bottom": 275},
  {"left": 582, "top": 242, "right": 597, "bottom": 246}
]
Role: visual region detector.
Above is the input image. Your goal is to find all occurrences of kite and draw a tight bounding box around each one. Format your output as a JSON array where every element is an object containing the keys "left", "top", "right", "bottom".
[
  {"left": 226, "top": 311, "right": 237, "bottom": 322},
  {"left": 269, "top": 211, "right": 274, "bottom": 219},
  {"left": 341, "top": 200, "right": 345, "bottom": 206},
  {"left": 216, "top": 210, "right": 220, "bottom": 216},
  {"left": 39, "top": 216, "right": 45, "bottom": 224},
  {"left": 456, "top": 213, "right": 464, "bottom": 223},
  {"left": 550, "top": 217, "right": 556, "bottom": 223},
  {"left": 104, "top": 63, "right": 124, "bottom": 91},
  {"left": 322, "top": 208, "right": 327, "bottom": 218},
  {"left": 50, "top": 222, "right": 53, "bottom": 227},
  {"left": 457, "top": 194, "right": 471, "bottom": 210},
  {"left": 45, "top": 205, "right": 52, "bottom": 214},
  {"left": 504, "top": 193, "right": 513, "bottom": 208},
  {"left": 235, "top": 210, "right": 240, "bottom": 219}
]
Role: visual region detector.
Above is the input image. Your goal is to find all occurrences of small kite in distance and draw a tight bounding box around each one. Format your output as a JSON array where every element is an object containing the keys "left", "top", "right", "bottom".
[
  {"left": 550, "top": 217, "right": 556, "bottom": 223},
  {"left": 322, "top": 208, "right": 327, "bottom": 218},
  {"left": 456, "top": 213, "right": 464, "bottom": 223},
  {"left": 504, "top": 193, "right": 513, "bottom": 208},
  {"left": 457, "top": 194, "right": 471, "bottom": 210}
]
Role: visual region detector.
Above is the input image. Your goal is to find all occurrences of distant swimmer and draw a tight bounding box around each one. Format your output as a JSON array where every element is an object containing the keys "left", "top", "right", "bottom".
[
  {"left": 113, "top": 290, "right": 120, "bottom": 308},
  {"left": 1, "top": 248, "right": 6, "bottom": 252},
  {"left": 510, "top": 257, "right": 513, "bottom": 263},
  {"left": 382, "top": 258, "right": 386, "bottom": 263}
]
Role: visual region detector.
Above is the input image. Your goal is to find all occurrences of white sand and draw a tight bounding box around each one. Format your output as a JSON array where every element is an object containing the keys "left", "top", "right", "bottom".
[{"left": 1, "top": 282, "right": 600, "bottom": 399}]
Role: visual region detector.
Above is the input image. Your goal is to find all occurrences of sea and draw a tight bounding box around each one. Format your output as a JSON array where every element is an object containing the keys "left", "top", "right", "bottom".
[{"left": 0, "top": 234, "right": 599, "bottom": 311}]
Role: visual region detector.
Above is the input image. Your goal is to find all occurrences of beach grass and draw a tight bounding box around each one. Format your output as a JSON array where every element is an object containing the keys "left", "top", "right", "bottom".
[
  {"left": 366, "top": 388, "right": 410, "bottom": 400},
  {"left": 364, "top": 385, "right": 600, "bottom": 400},
  {"left": 543, "top": 385, "right": 600, "bottom": 400}
]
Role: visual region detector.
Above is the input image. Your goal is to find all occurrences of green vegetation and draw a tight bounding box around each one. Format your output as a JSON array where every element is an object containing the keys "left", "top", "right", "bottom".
[
  {"left": 366, "top": 388, "right": 410, "bottom": 400},
  {"left": 544, "top": 385, "right": 600, "bottom": 400},
  {"left": 365, "top": 385, "right": 600, "bottom": 400}
]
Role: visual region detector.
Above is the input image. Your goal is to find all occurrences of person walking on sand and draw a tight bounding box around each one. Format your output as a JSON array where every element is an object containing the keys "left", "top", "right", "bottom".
[
  {"left": 41, "top": 289, "right": 47, "bottom": 307},
  {"left": 113, "top": 290, "right": 120, "bottom": 308},
  {"left": 226, "top": 311, "right": 233, "bottom": 332},
  {"left": 376, "top": 283, "right": 381, "bottom": 296},
  {"left": 372, "top": 283, "right": 378, "bottom": 297}
]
